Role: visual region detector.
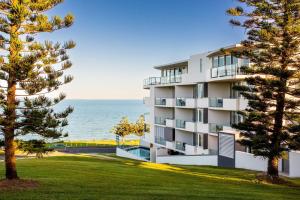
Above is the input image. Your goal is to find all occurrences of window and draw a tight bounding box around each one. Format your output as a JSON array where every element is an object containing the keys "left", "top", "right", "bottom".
[
  {"left": 219, "top": 56, "right": 225, "bottom": 67},
  {"left": 198, "top": 109, "right": 203, "bottom": 122},
  {"left": 198, "top": 134, "right": 202, "bottom": 146},
  {"left": 200, "top": 58, "right": 203, "bottom": 72},
  {"left": 197, "top": 83, "right": 204, "bottom": 98},
  {"left": 213, "top": 57, "right": 218, "bottom": 68},
  {"left": 225, "top": 55, "right": 232, "bottom": 65},
  {"left": 232, "top": 56, "right": 238, "bottom": 65}
]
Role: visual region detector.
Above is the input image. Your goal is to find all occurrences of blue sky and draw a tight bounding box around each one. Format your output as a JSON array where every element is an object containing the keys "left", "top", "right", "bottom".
[{"left": 42, "top": 0, "right": 245, "bottom": 99}]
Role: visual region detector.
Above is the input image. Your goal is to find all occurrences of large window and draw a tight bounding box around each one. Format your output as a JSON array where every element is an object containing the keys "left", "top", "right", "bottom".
[
  {"left": 219, "top": 56, "right": 225, "bottom": 66},
  {"left": 213, "top": 57, "right": 218, "bottom": 68},
  {"left": 225, "top": 55, "right": 232, "bottom": 65}
]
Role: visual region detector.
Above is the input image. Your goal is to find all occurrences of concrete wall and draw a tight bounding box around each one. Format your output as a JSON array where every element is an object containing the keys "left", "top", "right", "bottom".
[
  {"left": 154, "top": 107, "right": 174, "bottom": 119},
  {"left": 157, "top": 155, "right": 218, "bottom": 166},
  {"left": 208, "top": 110, "right": 230, "bottom": 124},
  {"left": 175, "top": 130, "right": 193, "bottom": 145},
  {"left": 175, "top": 108, "right": 194, "bottom": 121},
  {"left": 175, "top": 85, "right": 194, "bottom": 98},
  {"left": 208, "top": 82, "right": 231, "bottom": 98},
  {"left": 186, "top": 52, "right": 211, "bottom": 83},
  {"left": 155, "top": 87, "right": 174, "bottom": 98}
]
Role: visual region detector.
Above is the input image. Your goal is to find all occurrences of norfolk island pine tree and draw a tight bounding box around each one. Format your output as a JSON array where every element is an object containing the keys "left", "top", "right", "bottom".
[
  {"left": 0, "top": 0, "right": 75, "bottom": 180},
  {"left": 227, "top": 0, "right": 300, "bottom": 180}
]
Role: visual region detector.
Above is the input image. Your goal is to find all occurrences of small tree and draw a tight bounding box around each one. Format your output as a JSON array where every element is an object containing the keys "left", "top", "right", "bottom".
[
  {"left": 18, "top": 140, "right": 54, "bottom": 158},
  {"left": 132, "top": 115, "right": 149, "bottom": 136},
  {"left": 0, "top": 1, "right": 75, "bottom": 180},
  {"left": 227, "top": 0, "right": 300, "bottom": 180},
  {"left": 111, "top": 117, "right": 134, "bottom": 145}
]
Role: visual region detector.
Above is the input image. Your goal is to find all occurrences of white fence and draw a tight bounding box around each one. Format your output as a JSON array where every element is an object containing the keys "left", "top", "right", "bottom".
[
  {"left": 235, "top": 151, "right": 268, "bottom": 172},
  {"left": 156, "top": 155, "right": 218, "bottom": 166},
  {"left": 289, "top": 151, "right": 300, "bottom": 177}
]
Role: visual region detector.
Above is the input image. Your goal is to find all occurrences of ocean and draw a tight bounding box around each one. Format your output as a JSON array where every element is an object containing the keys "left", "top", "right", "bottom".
[{"left": 55, "top": 99, "right": 148, "bottom": 141}]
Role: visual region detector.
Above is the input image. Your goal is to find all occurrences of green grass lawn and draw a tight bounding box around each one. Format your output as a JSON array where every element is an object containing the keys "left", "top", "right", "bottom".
[{"left": 0, "top": 155, "right": 300, "bottom": 200}]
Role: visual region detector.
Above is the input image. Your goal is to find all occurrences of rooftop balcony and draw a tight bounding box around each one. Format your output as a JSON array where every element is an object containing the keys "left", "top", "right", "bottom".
[
  {"left": 210, "top": 63, "right": 249, "bottom": 81},
  {"left": 143, "top": 75, "right": 182, "bottom": 89}
]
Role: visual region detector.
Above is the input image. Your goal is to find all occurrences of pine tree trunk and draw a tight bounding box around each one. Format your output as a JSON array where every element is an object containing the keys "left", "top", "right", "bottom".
[
  {"left": 4, "top": 135, "right": 18, "bottom": 180},
  {"left": 267, "top": 157, "right": 279, "bottom": 179},
  {"left": 5, "top": 0, "right": 19, "bottom": 180}
]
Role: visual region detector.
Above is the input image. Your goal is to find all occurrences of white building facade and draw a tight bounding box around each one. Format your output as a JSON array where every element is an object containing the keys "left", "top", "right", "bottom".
[{"left": 141, "top": 44, "right": 300, "bottom": 177}]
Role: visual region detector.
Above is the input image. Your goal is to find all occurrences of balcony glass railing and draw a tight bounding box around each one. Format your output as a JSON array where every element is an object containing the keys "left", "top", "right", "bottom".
[
  {"left": 176, "top": 119, "right": 186, "bottom": 129},
  {"left": 209, "top": 98, "right": 223, "bottom": 107},
  {"left": 155, "top": 98, "right": 166, "bottom": 106},
  {"left": 155, "top": 117, "right": 166, "bottom": 125},
  {"left": 176, "top": 97, "right": 186, "bottom": 106},
  {"left": 209, "top": 123, "right": 231, "bottom": 133},
  {"left": 155, "top": 137, "right": 166, "bottom": 146},
  {"left": 175, "top": 141, "right": 186, "bottom": 151},
  {"left": 143, "top": 75, "right": 182, "bottom": 87},
  {"left": 211, "top": 64, "right": 246, "bottom": 78}
]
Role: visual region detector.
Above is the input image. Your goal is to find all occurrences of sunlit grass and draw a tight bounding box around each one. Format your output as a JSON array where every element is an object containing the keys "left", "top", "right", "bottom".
[{"left": 0, "top": 155, "right": 299, "bottom": 200}]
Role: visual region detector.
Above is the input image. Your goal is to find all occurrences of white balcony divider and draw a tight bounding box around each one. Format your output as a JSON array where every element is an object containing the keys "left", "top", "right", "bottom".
[
  {"left": 185, "top": 121, "right": 196, "bottom": 132},
  {"left": 166, "top": 98, "right": 175, "bottom": 107},
  {"left": 185, "top": 144, "right": 210, "bottom": 155},
  {"left": 166, "top": 141, "right": 175, "bottom": 149},
  {"left": 185, "top": 98, "right": 196, "bottom": 108},
  {"left": 165, "top": 119, "right": 175, "bottom": 128},
  {"left": 197, "top": 123, "right": 209, "bottom": 133},
  {"left": 197, "top": 98, "right": 209, "bottom": 108}
]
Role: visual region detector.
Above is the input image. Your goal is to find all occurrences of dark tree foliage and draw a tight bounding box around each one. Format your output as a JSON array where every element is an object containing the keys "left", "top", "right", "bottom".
[
  {"left": 227, "top": 0, "right": 300, "bottom": 179},
  {"left": 18, "top": 140, "right": 54, "bottom": 158},
  {"left": 0, "top": 0, "right": 75, "bottom": 179}
]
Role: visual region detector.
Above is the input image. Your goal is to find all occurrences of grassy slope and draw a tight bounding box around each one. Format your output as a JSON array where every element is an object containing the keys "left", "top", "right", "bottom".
[{"left": 0, "top": 155, "right": 299, "bottom": 200}]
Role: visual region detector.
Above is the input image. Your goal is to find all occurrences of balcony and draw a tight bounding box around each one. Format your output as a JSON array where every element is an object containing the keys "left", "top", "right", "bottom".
[
  {"left": 210, "top": 63, "right": 248, "bottom": 80},
  {"left": 176, "top": 119, "right": 196, "bottom": 132},
  {"left": 209, "top": 123, "right": 232, "bottom": 134},
  {"left": 176, "top": 98, "right": 196, "bottom": 108},
  {"left": 155, "top": 98, "right": 175, "bottom": 107},
  {"left": 154, "top": 117, "right": 166, "bottom": 126},
  {"left": 143, "top": 75, "right": 182, "bottom": 88},
  {"left": 209, "top": 97, "right": 248, "bottom": 111}
]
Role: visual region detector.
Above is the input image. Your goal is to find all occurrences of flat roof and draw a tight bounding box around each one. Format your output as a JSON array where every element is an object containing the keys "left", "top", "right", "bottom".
[
  {"left": 207, "top": 44, "right": 242, "bottom": 57},
  {"left": 154, "top": 59, "right": 188, "bottom": 70}
]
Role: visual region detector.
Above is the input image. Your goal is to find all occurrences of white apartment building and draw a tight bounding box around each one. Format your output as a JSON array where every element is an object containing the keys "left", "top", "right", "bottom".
[{"left": 138, "top": 44, "right": 300, "bottom": 177}]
